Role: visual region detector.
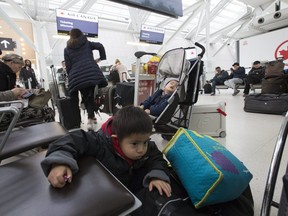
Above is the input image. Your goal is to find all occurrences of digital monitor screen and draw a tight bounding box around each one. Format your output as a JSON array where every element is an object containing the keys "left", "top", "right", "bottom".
[
  {"left": 108, "top": 0, "right": 183, "bottom": 18},
  {"left": 139, "top": 25, "right": 165, "bottom": 45},
  {"left": 185, "top": 48, "right": 197, "bottom": 59},
  {"left": 56, "top": 9, "right": 98, "bottom": 38}
]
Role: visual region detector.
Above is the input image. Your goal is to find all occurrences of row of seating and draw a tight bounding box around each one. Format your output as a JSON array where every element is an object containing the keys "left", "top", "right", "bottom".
[
  {"left": 215, "top": 83, "right": 262, "bottom": 94},
  {"left": 0, "top": 100, "right": 67, "bottom": 162},
  {"left": 0, "top": 101, "right": 140, "bottom": 215}
]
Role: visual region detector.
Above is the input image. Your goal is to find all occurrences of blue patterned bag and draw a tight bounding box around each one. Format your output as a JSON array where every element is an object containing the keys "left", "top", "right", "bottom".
[{"left": 162, "top": 128, "right": 253, "bottom": 208}]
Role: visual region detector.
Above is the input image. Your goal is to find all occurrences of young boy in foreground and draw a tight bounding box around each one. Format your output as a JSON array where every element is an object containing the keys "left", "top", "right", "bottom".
[{"left": 41, "top": 105, "right": 171, "bottom": 198}]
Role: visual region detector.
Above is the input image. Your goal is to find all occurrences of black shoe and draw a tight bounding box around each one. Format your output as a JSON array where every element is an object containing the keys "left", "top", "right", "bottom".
[
  {"left": 232, "top": 90, "right": 240, "bottom": 96},
  {"left": 211, "top": 92, "right": 215, "bottom": 96}
]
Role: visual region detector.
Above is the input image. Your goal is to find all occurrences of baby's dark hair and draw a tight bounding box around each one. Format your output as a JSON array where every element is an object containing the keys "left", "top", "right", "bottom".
[{"left": 112, "top": 105, "right": 153, "bottom": 141}]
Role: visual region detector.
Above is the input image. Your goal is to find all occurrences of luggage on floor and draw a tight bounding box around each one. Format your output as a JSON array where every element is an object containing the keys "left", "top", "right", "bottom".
[
  {"left": 244, "top": 93, "right": 288, "bottom": 115},
  {"left": 261, "top": 75, "right": 288, "bottom": 94},
  {"left": 50, "top": 65, "right": 81, "bottom": 130},
  {"left": 132, "top": 168, "right": 253, "bottom": 216},
  {"left": 188, "top": 101, "right": 227, "bottom": 137},
  {"left": 115, "top": 82, "right": 134, "bottom": 107},
  {"left": 98, "top": 85, "right": 116, "bottom": 115},
  {"left": 203, "top": 83, "right": 212, "bottom": 94}
]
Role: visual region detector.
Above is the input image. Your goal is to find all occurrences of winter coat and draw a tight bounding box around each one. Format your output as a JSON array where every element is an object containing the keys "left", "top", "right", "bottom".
[
  {"left": 41, "top": 119, "right": 170, "bottom": 190},
  {"left": 19, "top": 66, "right": 39, "bottom": 89},
  {"left": 0, "top": 61, "right": 16, "bottom": 91},
  {"left": 140, "top": 89, "right": 172, "bottom": 117},
  {"left": 64, "top": 35, "right": 108, "bottom": 93},
  {"left": 232, "top": 66, "right": 246, "bottom": 79},
  {"left": 211, "top": 70, "right": 229, "bottom": 84}
]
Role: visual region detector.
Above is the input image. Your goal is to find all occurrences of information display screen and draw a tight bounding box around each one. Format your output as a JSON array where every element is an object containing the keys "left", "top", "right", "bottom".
[
  {"left": 108, "top": 0, "right": 183, "bottom": 18},
  {"left": 139, "top": 25, "right": 165, "bottom": 45},
  {"left": 56, "top": 9, "right": 98, "bottom": 38}
]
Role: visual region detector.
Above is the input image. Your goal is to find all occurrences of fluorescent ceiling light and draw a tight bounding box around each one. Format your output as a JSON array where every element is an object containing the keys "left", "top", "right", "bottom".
[{"left": 127, "top": 41, "right": 150, "bottom": 47}]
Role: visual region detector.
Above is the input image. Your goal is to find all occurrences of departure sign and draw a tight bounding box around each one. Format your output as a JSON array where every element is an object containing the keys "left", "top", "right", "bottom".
[
  {"left": 139, "top": 25, "right": 165, "bottom": 45},
  {"left": 56, "top": 9, "right": 99, "bottom": 38}
]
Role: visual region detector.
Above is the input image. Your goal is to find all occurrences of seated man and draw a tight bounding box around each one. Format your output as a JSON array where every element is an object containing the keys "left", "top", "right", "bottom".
[
  {"left": 140, "top": 77, "right": 178, "bottom": 117},
  {"left": 224, "top": 62, "right": 246, "bottom": 96},
  {"left": 209, "top": 67, "right": 229, "bottom": 96},
  {"left": 243, "top": 61, "right": 265, "bottom": 96}
]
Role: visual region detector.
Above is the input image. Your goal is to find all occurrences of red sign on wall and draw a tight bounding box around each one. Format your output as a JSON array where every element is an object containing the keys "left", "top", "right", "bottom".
[{"left": 275, "top": 40, "right": 288, "bottom": 61}]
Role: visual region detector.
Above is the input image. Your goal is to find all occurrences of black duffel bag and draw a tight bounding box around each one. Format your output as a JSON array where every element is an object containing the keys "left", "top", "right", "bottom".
[
  {"left": 131, "top": 169, "right": 254, "bottom": 216},
  {"left": 244, "top": 93, "right": 288, "bottom": 115}
]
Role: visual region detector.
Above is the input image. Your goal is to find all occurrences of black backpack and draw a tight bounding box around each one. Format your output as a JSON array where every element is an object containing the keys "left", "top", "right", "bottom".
[
  {"left": 131, "top": 169, "right": 254, "bottom": 216},
  {"left": 107, "top": 69, "right": 120, "bottom": 85},
  {"left": 203, "top": 83, "right": 212, "bottom": 94}
]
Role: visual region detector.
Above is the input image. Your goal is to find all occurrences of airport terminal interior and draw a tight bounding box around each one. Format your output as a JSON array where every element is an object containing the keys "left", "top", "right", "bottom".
[{"left": 1, "top": 0, "right": 288, "bottom": 216}]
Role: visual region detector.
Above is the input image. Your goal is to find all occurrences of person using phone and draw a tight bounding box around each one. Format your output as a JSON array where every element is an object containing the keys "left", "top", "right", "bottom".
[{"left": 0, "top": 88, "right": 28, "bottom": 101}]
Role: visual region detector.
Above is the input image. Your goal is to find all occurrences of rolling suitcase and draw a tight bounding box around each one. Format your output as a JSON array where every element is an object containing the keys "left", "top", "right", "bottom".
[
  {"left": 244, "top": 93, "right": 288, "bottom": 115},
  {"left": 50, "top": 65, "right": 81, "bottom": 130},
  {"left": 115, "top": 82, "right": 135, "bottom": 107},
  {"left": 188, "top": 101, "right": 227, "bottom": 137},
  {"left": 98, "top": 85, "right": 116, "bottom": 115}
]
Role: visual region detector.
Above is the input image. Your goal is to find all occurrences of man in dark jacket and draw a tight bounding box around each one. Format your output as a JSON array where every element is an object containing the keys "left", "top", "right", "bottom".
[
  {"left": 224, "top": 62, "right": 246, "bottom": 96},
  {"left": 209, "top": 66, "right": 229, "bottom": 96},
  {"left": 243, "top": 61, "right": 265, "bottom": 96}
]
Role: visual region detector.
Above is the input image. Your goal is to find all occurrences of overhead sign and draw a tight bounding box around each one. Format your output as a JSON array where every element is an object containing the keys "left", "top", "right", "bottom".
[
  {"left": 139, "top": 25, "right": 165, "bottom": 45},
  {"left": 0, "top": 37, "right": 15, "bottom": 51},
  {"left": 56, "top": 9, "right": 99, "bottom": 38}
]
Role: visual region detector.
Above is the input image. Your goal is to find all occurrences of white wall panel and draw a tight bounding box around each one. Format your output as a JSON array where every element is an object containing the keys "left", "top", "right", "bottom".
[{"left": 239, "top": 27, "right": 288, "bottom": 68}]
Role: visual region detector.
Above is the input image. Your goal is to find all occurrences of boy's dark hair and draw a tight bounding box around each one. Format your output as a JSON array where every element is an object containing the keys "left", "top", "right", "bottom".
[{"left": 112, "top": 105, "right": 153, "bottom": 141}]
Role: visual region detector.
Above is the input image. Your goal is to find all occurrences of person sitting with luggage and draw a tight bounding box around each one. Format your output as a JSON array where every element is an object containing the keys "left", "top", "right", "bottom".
[
  {"left": 224, "top": 62, "right": 246, "bottom": 96},
  {"left": 139, "top": 77, "right": 179, "bottom": 117},
  {"left": 41, "top": 106, "right": 172, "bottom": 213},
  {"left": 0, "top": 54, "right": 55, "bottom": 129},
  {"left": 209, "top": 66, "right": 229, "bottom": 96},
  {"left": 243, "top": 61, "right": 265, "bottom": 97}
]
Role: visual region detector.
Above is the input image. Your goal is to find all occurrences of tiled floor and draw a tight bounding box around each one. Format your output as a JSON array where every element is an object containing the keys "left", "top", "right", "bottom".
[{"left": 2, "top": 88, "right": 287, "bottom": 215}]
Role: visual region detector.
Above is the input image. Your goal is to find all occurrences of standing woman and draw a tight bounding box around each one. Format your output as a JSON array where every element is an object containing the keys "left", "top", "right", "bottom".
[
  {"left": 19, "top": 59, "right": 39, "bottom": 89},
  {"left": 0, "top": 54, "right": 24, "bottom": 91},
  {"left": 64, "top": 28, "right": 107, "bottom": 130}
]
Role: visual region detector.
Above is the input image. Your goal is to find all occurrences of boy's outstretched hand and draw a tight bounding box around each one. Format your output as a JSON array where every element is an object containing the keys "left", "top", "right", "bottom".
[
  {"left": 149, "top": 179, "right": 172, "bottom": 197},
  {"left": 48, "top": 165, "right": 73, "bottom": 188}
]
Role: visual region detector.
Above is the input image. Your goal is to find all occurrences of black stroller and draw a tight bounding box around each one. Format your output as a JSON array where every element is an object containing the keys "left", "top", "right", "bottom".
[{"left": 135, "top": 42, "right": 205, "bottom": 139}]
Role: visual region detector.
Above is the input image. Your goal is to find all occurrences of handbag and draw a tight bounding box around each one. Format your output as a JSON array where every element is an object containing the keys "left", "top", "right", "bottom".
[
  {"left": 28, "top": 88, "right": 52, "bottom": 108},
  {"left": 162, "top": 128, "right": 253, "bottom": 208}
]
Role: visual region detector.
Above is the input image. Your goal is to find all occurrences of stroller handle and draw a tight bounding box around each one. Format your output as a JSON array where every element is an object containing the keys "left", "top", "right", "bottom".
[
  {"left": 134, "top": 51, "right": 157, "bottom": 58},
  {"left": 195, "top": 42, "right": 205, "bottom": 58}
]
